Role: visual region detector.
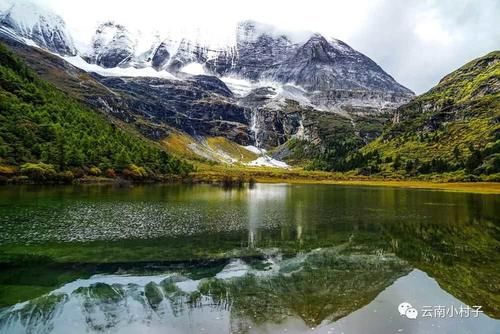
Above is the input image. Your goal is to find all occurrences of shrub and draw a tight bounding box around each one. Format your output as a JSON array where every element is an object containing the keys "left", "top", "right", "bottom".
[
  {"left": 89, "top": 166, "right": 102, "bottom": 176},
  {"left": 129, "top": 164, "right": 148, "bottom": 178},
  {"left": 105, "top": 168, "right": 116, "bottom": 178},
  {"left": 56, "top": 171, "right": 74, "bottom": 184},
  {"left": 71, "top": 167, "right": 85, "bottom": 179},
  {"left": 20, "top": 162, "right": 56, "bottom": 181},
  {"left": 248, "top": 177, "right": 256, "bottom": 188},
  {"left": 123, "top": 164, "right": 148, "bottom": 180},
  {"left": 0, "top": 165, "right": 16, "bottom": 176}
]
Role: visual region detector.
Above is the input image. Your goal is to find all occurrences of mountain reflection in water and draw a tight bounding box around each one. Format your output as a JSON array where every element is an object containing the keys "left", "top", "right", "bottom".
[{"left": 0, "top": 184, "right": 498, "bottom": 333}]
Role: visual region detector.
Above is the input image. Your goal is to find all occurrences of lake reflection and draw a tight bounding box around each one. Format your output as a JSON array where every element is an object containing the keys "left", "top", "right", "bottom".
[{"left": 0, "top": 184, "right": 498, "bottom": 333}]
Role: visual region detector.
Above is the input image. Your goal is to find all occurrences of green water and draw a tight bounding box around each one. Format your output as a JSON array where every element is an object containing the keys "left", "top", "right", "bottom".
[{"left": 0, "top": 184, "right": 498, "bottom": 333}]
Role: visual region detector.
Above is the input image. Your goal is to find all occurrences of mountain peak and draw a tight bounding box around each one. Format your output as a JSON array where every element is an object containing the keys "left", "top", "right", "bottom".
[
  {"left": 236, "top": 20, "right": 314, "bottom": 45},
  {"left": 0, "top": 0, "right": 75, "bottom": 55},
  {"left": 86, "top": 21, "right": 136, "bottom": 68}
]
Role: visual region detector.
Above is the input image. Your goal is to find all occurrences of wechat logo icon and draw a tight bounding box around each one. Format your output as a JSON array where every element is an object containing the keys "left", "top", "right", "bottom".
[{"left": 399, "top": 302, "right": 418, "bottom": 319}]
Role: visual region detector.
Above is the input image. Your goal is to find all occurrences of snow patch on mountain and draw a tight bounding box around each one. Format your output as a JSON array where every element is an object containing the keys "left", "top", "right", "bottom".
[
  {"left": 62, "top": 55, "right": 177, "bottom": 79},
  {"left": 274, "top": 84, "right": 313, "bottom": 108},
  {"left": 243, "top": 145, "right": 266, "bottom": 155},
  {"left": 220, "top": 77, "right": 255, "bottom": 97},
  {"left": 180, "top": 62, "right": 206, "bottom": 75},
  {"left": 0, "top": 0, "right": 75, "bottom": 55},
  {"left": 247, "top": 156, "right": 289, "bottom": 169}
]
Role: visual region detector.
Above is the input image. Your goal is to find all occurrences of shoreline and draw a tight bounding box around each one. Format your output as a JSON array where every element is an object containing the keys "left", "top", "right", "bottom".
[
  {"left": 189, "top": 169, "right": 500, "bottom": 194},
  {"left": 254, "top": 178, "right": 500, "bottom": 194},
  {"left": 2, "top": 175, "right": 499, "bottom": 194}
]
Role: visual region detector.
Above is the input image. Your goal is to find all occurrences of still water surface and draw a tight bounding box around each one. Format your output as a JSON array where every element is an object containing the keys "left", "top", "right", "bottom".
[{"left": 0, "top": 184, "right": 498, "bottom": 333}]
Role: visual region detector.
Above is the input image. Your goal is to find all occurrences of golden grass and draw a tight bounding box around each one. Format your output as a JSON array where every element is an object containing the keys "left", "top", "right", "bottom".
[
  {"left": 162, "top": 131, "right": 198, "bottom": 158},
  {"left": 191, "top": 165, "right": 500, "bottom": 194},
  {"left": 162, "top": 133, "right": 259, "bottom": 164},
  {"left": 295, "top": 180, "right": 500, "bottom": 194},
  {"left": 157, "top": 131, "right": 500, "bottom": 195},
  {"left": 206, "top": 137, "right": 258, "bottom": 162}
]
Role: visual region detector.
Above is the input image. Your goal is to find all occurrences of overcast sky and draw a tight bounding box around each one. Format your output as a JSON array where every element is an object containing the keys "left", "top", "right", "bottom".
[{"left": 34, "top": 0, "right": 500, "bottom": 94}]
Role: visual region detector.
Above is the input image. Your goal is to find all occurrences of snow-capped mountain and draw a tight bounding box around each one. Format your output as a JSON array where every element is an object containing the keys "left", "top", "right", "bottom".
[
  {"left": 84, "top": 21, "right": 136, "bottom": 68},
  {"left": 203, "top": 20, "right": 413, "bottom": 110},
  {"left": 0, "top": 0, "right": 75, "bottom": 55},
  {"left": 0, "top": 1, "right": 414, "bottom": 107},
  {"left": 82, "top": 23, "right": 216, "bottom": 74},
  {"left": 206, "top": 20, "right": 300, "bottom": 81},
  {"left": 79, "top": 19, "right": 413, "bottom": 107},
  {"left": 262, "top": 33, "right": 411, "bottom": 94},
  {"left": 0, "top": 0, "right": 416, "bottom": 162}
]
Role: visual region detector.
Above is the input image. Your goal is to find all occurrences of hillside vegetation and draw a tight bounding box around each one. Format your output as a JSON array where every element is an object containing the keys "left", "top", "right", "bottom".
[
  {"left": 315, "top": 51, "right": 500, "bottom": 181},
  {"left": 0, "top": 43, "right": 193, "bottom": 183}
]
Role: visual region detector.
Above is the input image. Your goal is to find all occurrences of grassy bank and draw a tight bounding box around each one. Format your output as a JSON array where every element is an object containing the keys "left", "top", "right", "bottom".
[
  {"left": 190, "top": 164, "right": 500, "bottom": 194},
  {"left": 2, "top": 160, "right": 499, "bottom": 194}
]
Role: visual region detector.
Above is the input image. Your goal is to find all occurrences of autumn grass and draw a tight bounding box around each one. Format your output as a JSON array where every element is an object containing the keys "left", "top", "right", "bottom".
[
  {"left": 205, "top": 137, "right": 258, "bottom": 162},
  {"left": 190, "top": 164, "right": 500, "bottom": 194}
]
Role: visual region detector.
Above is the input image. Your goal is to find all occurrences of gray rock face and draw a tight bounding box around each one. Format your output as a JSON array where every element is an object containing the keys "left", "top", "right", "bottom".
[
  {"left": 79, "top": 19, "right": 414, "bottom": 106},
  {"left": 263, "top": 34, "right": 412, "bottom": 94},
  {"left": 308, "top": 89, "right": 412, "bottom": 112},
  {"left": 95, "top": 74, "right": 252, "bottom": 144},
  {"left": 151, "top": 42, "right": 170, "bottom": 70},
  {"left": 85, "top": 22, "right": 135, "bottom": 68},
  {"left": 204, "top": 21, "right": 415, "bottom": 116},
  {"left": 207, "top": 21, "right": 298, "bottom": 80},
  {"left": 206, "top": 21, "right": 413, "bottom": 98},
  {"left": 0, "top": 1, "right": 76, "bottom": 55}
]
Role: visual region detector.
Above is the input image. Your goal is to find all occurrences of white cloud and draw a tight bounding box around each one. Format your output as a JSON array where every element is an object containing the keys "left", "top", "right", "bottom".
[
  {"left": 30, "top": 0, "right": 500, "bottom": 94},
  {"left": 348, "top": 0, "right": 499, "bottom": 93},
  {"left": 414, "top": 16, "right": 453, "bottom": 45}
]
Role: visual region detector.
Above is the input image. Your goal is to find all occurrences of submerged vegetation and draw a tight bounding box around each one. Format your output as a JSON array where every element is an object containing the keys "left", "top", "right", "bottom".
[
  {"left": 0, "top": 43, "right": 193, "bottom": 183},
  {"left": 0, "top": 183, "right": 498, "bottom": 318}
]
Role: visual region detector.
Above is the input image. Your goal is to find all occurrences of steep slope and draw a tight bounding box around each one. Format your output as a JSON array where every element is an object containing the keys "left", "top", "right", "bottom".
[
  {"left": 0, "top": 36, "right": 263, "bottom": 166},
  {"left": 355, "top": 51, "right": 500, "bottom": 178},
  {"left": 0, "top": 42, "right": 192, "bottom": 181}
]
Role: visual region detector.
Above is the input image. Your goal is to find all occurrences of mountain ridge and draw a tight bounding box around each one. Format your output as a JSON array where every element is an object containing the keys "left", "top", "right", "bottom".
[
  {"left": 0, "top": 2, "right": 414, "bottom": 101},
  {"left": 346, "top": 51, "right": 500, "bottom": 178}
]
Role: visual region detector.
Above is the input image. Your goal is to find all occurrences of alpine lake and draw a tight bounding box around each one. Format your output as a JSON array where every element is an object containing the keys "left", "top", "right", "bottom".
[{"left": 0, "top": 183, "right": 498, "bottom": 334}]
